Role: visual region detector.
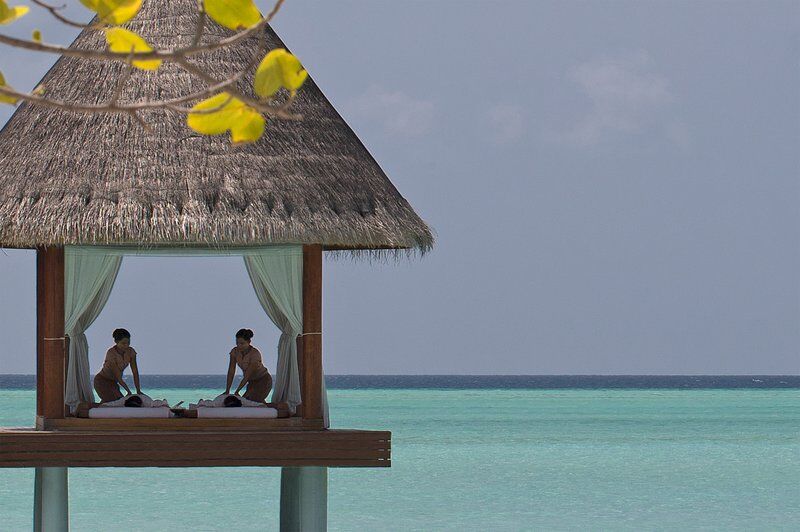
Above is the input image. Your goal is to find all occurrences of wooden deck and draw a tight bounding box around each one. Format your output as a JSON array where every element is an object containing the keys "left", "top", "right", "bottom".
[{"left": 0, "top": 428, "right": 391, "bottom": 468}]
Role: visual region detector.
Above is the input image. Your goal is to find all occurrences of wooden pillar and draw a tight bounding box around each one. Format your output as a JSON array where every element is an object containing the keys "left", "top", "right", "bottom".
[
  {"left": 37, "top": 247, "right": 66, "bottom": 420},
  {"left": 301, "top": 245, "right": 323, "bottom": 420}
]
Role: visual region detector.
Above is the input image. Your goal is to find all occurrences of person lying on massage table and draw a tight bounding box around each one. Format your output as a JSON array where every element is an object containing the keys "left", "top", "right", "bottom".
[
  {"left": 74, "top": 393, "right": 172, "bottom": 418},
  {"left": 224, "top": 328, "right": 273, "bottom": 403},
  {"left": 94, "top": 328, "right": 143, "bottom": 402},
  {"left": 186, "top": 394, "right": 290, "bottom": 417},
  {"left": 191, "top": 393, "right": 274, "bottom": 408},
  {"left": 100, "top": 393, "right": 169, "bottom": 408}
]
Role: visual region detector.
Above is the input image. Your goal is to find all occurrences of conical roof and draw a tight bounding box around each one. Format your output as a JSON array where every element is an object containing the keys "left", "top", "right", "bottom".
[{"left": 0, "top": 0, "right": 433, "bottom": 253}]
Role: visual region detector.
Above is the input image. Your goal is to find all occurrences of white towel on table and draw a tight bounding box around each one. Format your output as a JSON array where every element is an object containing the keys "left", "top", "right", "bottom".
[
  {"left": 89, "top": 407, "right": 171, "bottom": 418},
  {"left": 195, "top": 407, "right": 278, "bottom": 419}
]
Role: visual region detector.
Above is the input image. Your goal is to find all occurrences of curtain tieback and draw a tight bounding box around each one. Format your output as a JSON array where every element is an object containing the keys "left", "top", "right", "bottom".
[
  {"left": 42, "top": 337, "right": 67, "bottom": 341},
  {"left": 301, "top": 332, "right": 322, "bottom": 336}
]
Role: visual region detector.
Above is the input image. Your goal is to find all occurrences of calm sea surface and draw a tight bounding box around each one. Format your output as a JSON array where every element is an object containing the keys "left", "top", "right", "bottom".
[{"left": 1, "top": 376, "right": 798, "bottom": 531}]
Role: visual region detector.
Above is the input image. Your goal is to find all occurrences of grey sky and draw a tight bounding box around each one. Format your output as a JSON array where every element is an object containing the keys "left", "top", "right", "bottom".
[{"left": 1, "top": 1, "right": 798, "bottom": 375}]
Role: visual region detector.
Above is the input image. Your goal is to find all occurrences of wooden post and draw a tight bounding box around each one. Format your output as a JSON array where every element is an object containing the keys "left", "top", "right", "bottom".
[
  {"left": 295, "top": 335, "right": 304, "bottom": 418},
  {"left": 301, "top": 245, "right": 323, "bottom": 420},
  {"left": 37, "top": 247, "right": 66, "bottom": 420}
]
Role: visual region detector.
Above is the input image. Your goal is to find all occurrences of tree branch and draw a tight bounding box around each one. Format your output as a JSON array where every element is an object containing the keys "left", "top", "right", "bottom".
[
  {"left": 0, "top": 0, "right": 285, "bottom": 62},
  {"left": 0, "top": 73, "right": 246, "bottom": 114},
  {"left": 191, "top": 0, "right": 206, "bottom": 48},
  {"left": 109, "top": 59, "right": 135, "bottom": 106},
  {"left": 174, "top": 28, "right": 301, "bottom": 121},
  {"left": 127, "top": 109, "right": 151, "bottom": 131},
  {"left": 30, "top": 0, "right": 90, "bottom": 29},
  {"left": 0, "top": 0, "right": 302, "bottom": 138}
]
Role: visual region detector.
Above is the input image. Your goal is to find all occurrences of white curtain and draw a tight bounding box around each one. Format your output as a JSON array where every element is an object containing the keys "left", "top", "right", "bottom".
[
  {"left": 244, "top": 248, "right": 304, "bottom": 410},
  {"left": 244, "top": 247, "right": 330, "bottom": 427},
  {"left": 64, "top": 248, "right": 122, "bottom": 406}
]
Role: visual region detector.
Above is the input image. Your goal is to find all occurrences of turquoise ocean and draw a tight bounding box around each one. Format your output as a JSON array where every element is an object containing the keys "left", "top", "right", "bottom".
[{"left": 1, "top": 376, "right": 799, "bottom": 531}]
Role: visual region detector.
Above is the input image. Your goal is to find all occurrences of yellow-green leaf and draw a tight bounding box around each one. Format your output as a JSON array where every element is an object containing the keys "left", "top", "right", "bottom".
[
  {"left": 254, "top": 49, "right": 308, "bottom": 98},
  {"left": 0, "top": 1, "right": 29, "bottom": 25},
  {"left": 204, "top": 0, "right": 261, "bottom": 30},
  {"left": 80, "top": 0, "right": 141, "bottom": 25},
  {"left": 0, "top": 70, "right": 18, "bottom": 105},
  {"left": 187, "top": 93, "right": 266, "bottom": 144},
  {"left": 104, "top": 28, "right": 161, "bottom": 70},
  {"left": 32, "top": 29, "right": 42, "bottom": 42},
  {"left": 188, "top": 93, "right": 233, "bottom": 135}
]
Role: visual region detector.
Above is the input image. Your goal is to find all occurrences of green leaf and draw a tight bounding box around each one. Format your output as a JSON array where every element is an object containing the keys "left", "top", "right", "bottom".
[
  {"left": 187, "top": 93, "right": 266, "bottom": 144},
  {"left": 204, "top": 0, "right": 261, "bottom": 30},
  {"left": 32, "top": 29, "right": 42, "bottom": 43},
  {"left": 0, "top": 70, "right": 18, "bottom": 105},
  {"left": 80, "top": 0, "right": 142, "bottom": 25},
  {"left": 0, "top": 1, "right": 29, "bottom": 25},
  {"left": 105, "top": 28, "right": 162, "bottom": 70},
  {"left": 254, "top": 49, "right": 308, "bottom": 98}
]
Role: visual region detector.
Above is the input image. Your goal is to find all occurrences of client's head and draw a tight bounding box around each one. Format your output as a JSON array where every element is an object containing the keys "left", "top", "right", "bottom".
[
  {"left": 223, "top": 395, "right": 242, "bottom": 408},
  {"left": 235, "top": 328, "right": 254, "bottom": 349},
  {"left": 113, "top": 328, "right": 131, "bottom": 348},
  {"left": 124, "top": 395, "right": 143, "bottom": 408}
]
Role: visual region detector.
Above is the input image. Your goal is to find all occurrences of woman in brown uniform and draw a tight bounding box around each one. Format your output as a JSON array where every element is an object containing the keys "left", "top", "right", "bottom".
[
  {"left": 225, "top": 329, "right": 273, "bottom": 402},
  {"left": 94, "top": 328, "right": 142, "bottom": 402}
]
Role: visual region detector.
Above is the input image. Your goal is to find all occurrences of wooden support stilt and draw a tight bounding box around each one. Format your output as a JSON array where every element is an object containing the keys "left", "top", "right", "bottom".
[
  {"left": 301, "top": 245, "right": 323, "bottom": 421},
  {"left": 36, "top": 247, "right": 66, "bottom": 420},
  {"left": 34, "top": 467, "right": 69, "bottom": 532},
  {"left": 280, "top": 466, "right": 327, "bottom": 532}
]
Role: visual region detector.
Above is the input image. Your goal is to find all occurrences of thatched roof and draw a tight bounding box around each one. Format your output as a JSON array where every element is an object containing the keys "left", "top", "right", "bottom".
[{"left": 0, "top": 0, "right": 433, "bottom": 253}]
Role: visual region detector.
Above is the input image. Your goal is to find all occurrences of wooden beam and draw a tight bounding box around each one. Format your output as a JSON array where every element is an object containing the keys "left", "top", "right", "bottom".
[
  {"left": 36, "top": 247, "right": 66, "bottom": 420},
  {"left": 302, "top": 244, "right": 323, "bottom": 420},
  {"left": 0, "top": 429, "right": 391, "bottom": 468}
]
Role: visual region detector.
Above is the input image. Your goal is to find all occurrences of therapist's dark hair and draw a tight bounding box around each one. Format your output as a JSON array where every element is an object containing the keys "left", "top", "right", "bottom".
[
  {"left": 235, "top": 329, "right": 254, "bottom": 341},
  {"left": 113, "top": 328, "right": 131, "bottom": 343},
  {"left": 124, "top": 395, "right": 143, "bottom": 408},
  {"left": 224, "top": 395, "right": 242, "bottom": 407}
]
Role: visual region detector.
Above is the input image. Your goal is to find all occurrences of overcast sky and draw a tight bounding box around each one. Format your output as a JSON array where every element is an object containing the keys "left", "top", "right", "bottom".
[{"left": 0, "top": 1, "right": 798, "bottom": 375}]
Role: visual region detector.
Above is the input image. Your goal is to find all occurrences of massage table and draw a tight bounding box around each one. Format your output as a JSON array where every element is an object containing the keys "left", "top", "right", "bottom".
[
  {"left": 182, "top": 402, "right": 291, "bottom": 418},
  {"left": 76, "top": 402, "right": 291, "bottom": 419}
]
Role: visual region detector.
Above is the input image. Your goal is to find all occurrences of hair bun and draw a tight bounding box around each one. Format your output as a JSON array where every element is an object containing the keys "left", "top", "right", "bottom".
[
  {"left": 235, "top": 328, "right": 254, "bottom": 341},
  {"left": 112, "top": 328, "right": 131, "bottom": 342}
]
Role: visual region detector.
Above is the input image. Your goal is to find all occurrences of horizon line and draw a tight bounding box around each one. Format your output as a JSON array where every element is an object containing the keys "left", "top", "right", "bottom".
[{"left": 2, "top": 373, "right": 799, "bottom": 377}]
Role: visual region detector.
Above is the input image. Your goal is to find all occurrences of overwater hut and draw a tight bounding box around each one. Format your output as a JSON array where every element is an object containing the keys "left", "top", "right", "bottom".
[{"left": 0, "top": 1, "right": 432, "bottom": 529}]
